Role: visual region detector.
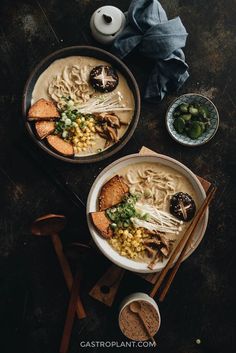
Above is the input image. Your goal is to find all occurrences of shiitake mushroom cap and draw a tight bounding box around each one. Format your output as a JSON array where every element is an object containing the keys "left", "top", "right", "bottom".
[
  {"left": 90, "top": 65, "right": 119, "bottom": 93},
  {"left": 170, "top": 192, "right": 196, "bottom": 222}
]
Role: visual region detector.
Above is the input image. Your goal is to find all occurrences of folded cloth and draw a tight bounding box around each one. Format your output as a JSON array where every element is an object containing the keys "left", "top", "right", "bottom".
[{"left": 112, "top": 0, "right": 189, "bottom": 101}]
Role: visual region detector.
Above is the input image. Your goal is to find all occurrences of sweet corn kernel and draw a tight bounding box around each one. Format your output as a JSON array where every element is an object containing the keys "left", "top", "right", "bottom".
[{"left": 109, "top": 227, "right": 151, "bottom": 260}]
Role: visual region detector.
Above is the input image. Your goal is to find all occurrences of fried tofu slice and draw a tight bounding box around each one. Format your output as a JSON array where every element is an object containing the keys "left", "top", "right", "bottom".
[
  {"left": 90, "top": 211, "right": 113, "bottom": 239},
  {"left": 28, "top": 98, "right": 60, "bottom": 120},
  {"left": 35, "top": 121, "right": 55, "bottom": 139},
  {"left": 99, "top": 175, "right": 129, "bottom": 211},
  {"left": 47, "top": 135, "right": 74, "bottom": 156}
]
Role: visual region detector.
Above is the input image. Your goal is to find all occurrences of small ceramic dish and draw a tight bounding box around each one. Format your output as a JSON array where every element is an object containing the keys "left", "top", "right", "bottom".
[{"left": 166, "top": 93, "right": 219, "bottom": 146}]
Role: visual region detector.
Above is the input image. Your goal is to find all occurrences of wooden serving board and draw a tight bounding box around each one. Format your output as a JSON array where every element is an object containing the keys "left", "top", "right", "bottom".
[{"left": 89, "top": 146, "right": 211, "bottom": 305}]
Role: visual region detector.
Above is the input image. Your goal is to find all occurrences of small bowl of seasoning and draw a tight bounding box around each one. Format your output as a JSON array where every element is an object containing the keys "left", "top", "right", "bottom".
[
  {"left": 166, "top": 93, "right": 219, "bottom": 146},
  {"left": 119, "top": 292, "right": 161, "bottom": 342}
]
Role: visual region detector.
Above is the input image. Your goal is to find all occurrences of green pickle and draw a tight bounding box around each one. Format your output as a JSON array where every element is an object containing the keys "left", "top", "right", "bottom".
[
  {"left": 187, "top": 121, "right": 202, "bottom": 139},
  {"left": 199, "top": 122, "right": 206, "bottom": 133},
  {"left": 189, "top": 105, "right": 199, "bottom": 115},
  {"left": 198, "top": 106, "right": 209, "bottom": 119},
  {"left": 174, "top": 117, "right": 185, "bottom": 133},
  {"left": 179, "top": 103, "right": 189, "bottom": 113},
  {"left": 181, "top": 114, "right": 192, "bottom": 121},
  {"left": 172, "top": 101, "right": 210, "bottom": 140}
]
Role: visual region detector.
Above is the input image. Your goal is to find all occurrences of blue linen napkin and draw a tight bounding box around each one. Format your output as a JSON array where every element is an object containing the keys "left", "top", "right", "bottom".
[{"left": 112, "top": 0, "right": 189, "bottom": 101}]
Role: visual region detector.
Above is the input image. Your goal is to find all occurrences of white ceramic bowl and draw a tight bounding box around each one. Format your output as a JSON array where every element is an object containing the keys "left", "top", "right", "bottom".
[{"left": 86, "top": 153, "right": 208, "bottom": 273}]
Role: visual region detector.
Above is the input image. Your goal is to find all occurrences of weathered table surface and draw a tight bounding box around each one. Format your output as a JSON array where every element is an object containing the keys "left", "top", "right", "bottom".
[{"left": 0, "top": 1, "right": 235, "bottom": 352}]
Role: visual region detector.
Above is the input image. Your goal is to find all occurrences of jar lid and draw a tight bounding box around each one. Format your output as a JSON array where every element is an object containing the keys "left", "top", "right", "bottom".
[{"left": 93, "top": 6, "right": 124, "bottom": 36}]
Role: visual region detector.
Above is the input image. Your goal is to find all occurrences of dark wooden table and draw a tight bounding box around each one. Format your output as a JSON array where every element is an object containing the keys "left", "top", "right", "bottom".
[{"left": 0, "top": 1, "right": 235, "bottom": 352}]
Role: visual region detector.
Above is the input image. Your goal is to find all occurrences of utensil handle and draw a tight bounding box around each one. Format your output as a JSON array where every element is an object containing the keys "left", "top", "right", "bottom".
[
  {"left": 158, "top": 255, "right": 182, "bottom": 302},
  {"left": 51, "top": 233, "right": 86, "bottom": 319},
  {"left": 159, "top": 190, "right": 212, "bottom": 301},
  {"left": 150, "top": 185, "right": 216, "bottom": 299},
  {"left": 138, "top": 313, "right": 156, "bottom": 347},
  {"left": 159, "top": 186, "right": 216, "bottom": 301},
  {"left": 59, "top": 271, "right": 81, "bottom": 353}
]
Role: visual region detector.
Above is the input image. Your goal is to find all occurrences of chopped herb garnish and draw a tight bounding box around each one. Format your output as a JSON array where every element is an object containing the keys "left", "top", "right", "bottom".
[
  {"left": 106, "top": 194, "right": 143, "bottom": 229},
  {"left": 54, "top": 103, "right": 97, "bottom": 139}
]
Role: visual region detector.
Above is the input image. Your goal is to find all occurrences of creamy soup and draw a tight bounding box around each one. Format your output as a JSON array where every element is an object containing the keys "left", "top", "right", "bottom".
[
  {"left": 104, "top": 162, "right": 199, "bottom": 265},
  {"left": 31, "top": 56, "right": 135, "bottom": 156},
  {"left": 119, "top": 162, "right": 199, "bottom": 242}
]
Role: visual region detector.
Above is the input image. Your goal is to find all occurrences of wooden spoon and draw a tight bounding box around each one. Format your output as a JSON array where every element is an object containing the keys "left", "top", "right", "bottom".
[
  {"left": 31, "top": 214, "right": 86, "bottom": 319},
  {"left": 129, "top": 301, "right": 157, "bottom": 346},
  {"left": 60, "top": 270, "right": 81, "bottom": 353}
]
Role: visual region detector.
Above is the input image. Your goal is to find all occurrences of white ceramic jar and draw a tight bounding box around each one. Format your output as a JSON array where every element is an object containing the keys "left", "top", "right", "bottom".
[
  {"left": 118, "top": 292, "right": 161, "bottom": 341},
  {"left": 90, "top": 6, "right": 126, "bottom": 45}
]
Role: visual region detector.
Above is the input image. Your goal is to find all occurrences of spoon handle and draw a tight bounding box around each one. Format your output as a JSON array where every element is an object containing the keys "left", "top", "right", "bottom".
[
  {"left": 51, "top": 233, "right": 86, "bottom": 319},
  {"left": 60, "top": 271, "right": 80, "bottom": 353},
  {"left": 138, "top": 313, "right": 156, "bottom": 347}
]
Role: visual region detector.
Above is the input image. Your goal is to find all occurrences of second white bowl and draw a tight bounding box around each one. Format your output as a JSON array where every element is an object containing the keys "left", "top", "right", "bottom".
[{"left": 86, "top": 153, "right": 208, "bottom": 273}]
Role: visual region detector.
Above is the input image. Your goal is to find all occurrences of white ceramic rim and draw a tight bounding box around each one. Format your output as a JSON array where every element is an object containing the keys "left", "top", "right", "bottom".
[
  {"left": 165, "top": 93, "right": 219, "bottom": 147},
  {"left": 86, "top": 153, "right": 209, "bottom": 273}
]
